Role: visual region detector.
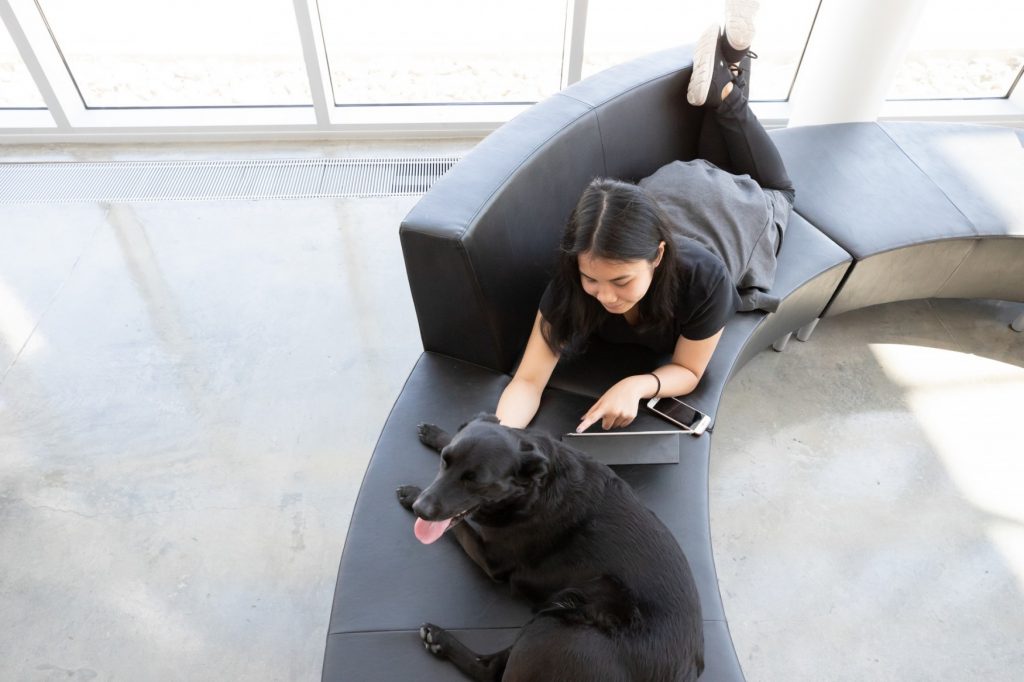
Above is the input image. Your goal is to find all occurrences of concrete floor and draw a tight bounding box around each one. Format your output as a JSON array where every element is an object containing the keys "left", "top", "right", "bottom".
[
  {"left": 1, "top": 141, "right": 1022, "bottom": 681},
  {"left": 713, "top": 298, "right": 1024, "bottom": 681}
]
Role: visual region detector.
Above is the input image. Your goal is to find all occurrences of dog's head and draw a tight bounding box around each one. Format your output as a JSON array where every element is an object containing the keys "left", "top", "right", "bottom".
[{"left": 411, "top": 414, "right": 549, "bottom": 544}]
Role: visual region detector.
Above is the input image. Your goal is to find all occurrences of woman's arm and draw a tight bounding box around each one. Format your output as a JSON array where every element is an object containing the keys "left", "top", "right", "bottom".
[
  {"left": 495, "top": 312, "right": 560, "bottom": 428},
  {"left": 576, "top": 329, "right": 724, "bottom": 431},
  {"left": 655, "top": 328, "right": 725, "bottom": 396}
]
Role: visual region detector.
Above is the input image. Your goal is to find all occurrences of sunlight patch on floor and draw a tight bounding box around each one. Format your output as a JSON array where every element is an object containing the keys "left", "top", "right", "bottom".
[
  {"left": 0, "top": 276, "right": 43, "bottom": 361},
  {"left": 869, "top": 343, "right": 1024, "bottom": 587}
]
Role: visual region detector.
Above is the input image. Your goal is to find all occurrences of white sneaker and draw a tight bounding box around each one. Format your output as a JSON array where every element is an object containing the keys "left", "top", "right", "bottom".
[
  {"left": 724, "top": 0, "right": 760, "bottom": 56},
  {"left": 686, "top": 24, "right": 722, "bottom": 107}
]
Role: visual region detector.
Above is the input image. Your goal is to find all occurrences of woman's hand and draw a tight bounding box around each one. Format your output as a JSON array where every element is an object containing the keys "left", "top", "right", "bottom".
[
  {"left": 496, "top": 311, "right": 560, "bottom": 428},
  {"left": 577, "top": 375, "right": 657, "bottom": 432}
]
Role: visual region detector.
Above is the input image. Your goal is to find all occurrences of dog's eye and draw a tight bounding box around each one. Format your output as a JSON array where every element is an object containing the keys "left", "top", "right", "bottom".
[{"left": 460, "top": 471, "right": 476, "bottom": 483}]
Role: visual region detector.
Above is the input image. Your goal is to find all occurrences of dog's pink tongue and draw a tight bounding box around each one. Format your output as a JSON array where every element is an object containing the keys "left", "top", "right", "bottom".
[{"left": 414, "top": 517, "right": 452, "bottom": 545}]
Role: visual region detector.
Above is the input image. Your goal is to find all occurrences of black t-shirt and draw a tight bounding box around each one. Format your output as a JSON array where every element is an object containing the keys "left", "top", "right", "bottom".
[{"left": 539, "top": 237, "right": 739, "bottom": 354}]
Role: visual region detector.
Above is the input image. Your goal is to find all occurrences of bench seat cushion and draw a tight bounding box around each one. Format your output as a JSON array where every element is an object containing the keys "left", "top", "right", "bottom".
[
  {"left": 772, "top": 122, "right": 1024, "bottom": 314},
  {"left": 879, "top": 123, "right": 1024, "bottom": 303},
  {"left": 322, "top": 621, "right": 743, "bottom": 682},
  {"left": 878, "top": 122, "right": 1024, "bottom": 238},
  {"left": 770, "top": 122, "right": 978, "bottom": 258},
  {"left": 325, "top": 352, "right": 743, "bottom": 680}
]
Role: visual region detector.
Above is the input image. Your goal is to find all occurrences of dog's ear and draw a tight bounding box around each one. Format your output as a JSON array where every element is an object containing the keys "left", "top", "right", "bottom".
[
  {"left": 517, "top": 445, "right": 548, "bottom": 485},
  {"left": 457, "top": 413, "right": 500, "bottom": 432}
]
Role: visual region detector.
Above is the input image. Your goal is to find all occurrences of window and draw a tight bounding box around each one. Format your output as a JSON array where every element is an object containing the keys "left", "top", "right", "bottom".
[
  {"left": 35, "top": 0, "right": 312, "bottom": 108},
  {"left": 0, "top": 19, "right": 46, "bottom": 108},
  {"left": 317, "top": 0, "right": 568, "bottom": 105},
  {"left": 582, "top": 0, "right": 821, "bottom": 102},
  {"left": 1, "top": 0, "right": 1022, "bottom": 136},
  {"left": 888, "top": 0, "right": 1024, "bottom": 100}
]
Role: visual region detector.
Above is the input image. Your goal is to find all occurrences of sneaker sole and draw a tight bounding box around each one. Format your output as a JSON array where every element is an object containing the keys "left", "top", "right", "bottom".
[
  {"left": 725, "top": 0, "right": 759, "bottom": 52},
  {"left": 686, "top": 23, "right": 720, "bottom": 107}
]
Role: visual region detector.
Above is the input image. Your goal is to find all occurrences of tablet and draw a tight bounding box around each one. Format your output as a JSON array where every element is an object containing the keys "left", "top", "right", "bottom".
[{"left": 560, "top": 430, "right": 681, "bottom": 465}]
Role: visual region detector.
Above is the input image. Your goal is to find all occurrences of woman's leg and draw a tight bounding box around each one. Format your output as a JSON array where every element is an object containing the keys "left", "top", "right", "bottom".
[
  {"left": 687, "top": 1, "right": 794, "bottom": 203},
  {"left": 696, "top": 55, "right": 753, "bottom": 173},
  {"left": 697, "top": 107, "right": 730, "bottom": 171},
  {"left": 713, "top": 83, "right": 795, "bottom": 202}
]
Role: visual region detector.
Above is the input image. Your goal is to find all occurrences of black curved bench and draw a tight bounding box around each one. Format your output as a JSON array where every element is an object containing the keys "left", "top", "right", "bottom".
[{"left": 322, "top": 47, "right": 1024, "bottom": 681}]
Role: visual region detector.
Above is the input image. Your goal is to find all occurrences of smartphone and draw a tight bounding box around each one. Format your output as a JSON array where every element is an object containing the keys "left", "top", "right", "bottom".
[{"left": 646, "top": 397, "right": 711, "bottom": 436}]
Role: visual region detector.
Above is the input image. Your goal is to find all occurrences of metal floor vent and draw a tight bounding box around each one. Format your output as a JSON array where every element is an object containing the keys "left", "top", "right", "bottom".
[{"left": 0, "top": 156, "right": 461, "bottom": 203}]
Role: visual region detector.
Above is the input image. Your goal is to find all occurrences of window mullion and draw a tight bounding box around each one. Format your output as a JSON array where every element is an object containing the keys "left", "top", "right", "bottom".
[
  {"left": 562, "top": 0, "right": 588, "bottom": 89},
  {"left": 0, "top": 0, "right": 85, "bottom": 127},
  {"left": 1007, "top": 64, "right": 1024, "bottom": 102},
  {"left": 292, "top": 0, "right": 333, "bottom": 126}
]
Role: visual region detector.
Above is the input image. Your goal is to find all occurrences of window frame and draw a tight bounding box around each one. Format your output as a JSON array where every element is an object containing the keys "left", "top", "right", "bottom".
[{"left": 0, "top": 0, "right": 1021, "bottom": 143}]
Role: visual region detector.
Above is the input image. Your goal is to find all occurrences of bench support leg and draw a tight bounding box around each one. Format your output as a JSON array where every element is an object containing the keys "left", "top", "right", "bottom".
[
  {"left": 772, "top": 332, "right": 793, "bottom": 352},
  {"left": 796, "top": 318, "right": 820, "bottom": 342},
  {"left": 1012, "top": 312, "right": 1024, "bottom": 332}
]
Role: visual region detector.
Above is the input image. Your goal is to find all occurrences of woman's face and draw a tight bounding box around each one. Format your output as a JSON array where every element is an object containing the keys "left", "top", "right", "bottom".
[{"left": 577, "top": 244, "right": 664, "bottom": 315}]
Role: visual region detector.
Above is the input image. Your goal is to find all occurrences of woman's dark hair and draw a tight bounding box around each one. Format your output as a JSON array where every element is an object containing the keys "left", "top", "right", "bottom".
[{"left": 542, "top": 177, "right": 679, "bottom": 355}]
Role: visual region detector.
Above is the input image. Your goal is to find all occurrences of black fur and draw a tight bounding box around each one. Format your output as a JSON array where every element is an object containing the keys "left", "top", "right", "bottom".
[{"left": 397, "top": 414, "right": 704, "bottom": 681}]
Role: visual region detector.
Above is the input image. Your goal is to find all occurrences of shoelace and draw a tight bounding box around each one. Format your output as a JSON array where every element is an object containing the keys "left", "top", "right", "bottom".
[
  {"left": 727, "top": 51, "right": 757, "bottom": 71},
  {"left": 728, "top": 51, "right": 757, "bottom": 84}
]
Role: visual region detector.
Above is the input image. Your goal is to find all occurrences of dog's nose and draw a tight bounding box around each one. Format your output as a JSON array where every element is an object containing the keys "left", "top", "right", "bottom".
[{"left": 412, "top": 495, "right": 439, "bottom": 520}]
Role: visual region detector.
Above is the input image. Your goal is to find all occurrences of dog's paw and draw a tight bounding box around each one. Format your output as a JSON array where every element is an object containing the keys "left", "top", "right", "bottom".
[
  {"left": 417, "top": 423, "right": 450, "bottom": 451},
  {"left": 419, "top": 623, "right": 449, "bottom": 658},
  {"left": 396, "top": 485, "right": 421, "bottom": 511}
]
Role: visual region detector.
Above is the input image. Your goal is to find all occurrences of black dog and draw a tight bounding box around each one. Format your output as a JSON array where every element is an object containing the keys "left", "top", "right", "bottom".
[{"left": 396, "top": 414, "right": 704, "bottom": 681}]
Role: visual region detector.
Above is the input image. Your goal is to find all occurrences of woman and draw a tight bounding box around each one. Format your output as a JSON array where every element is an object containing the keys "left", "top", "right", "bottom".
[{"left": 497, "top": 3, "right": 795, "bottom": 433}]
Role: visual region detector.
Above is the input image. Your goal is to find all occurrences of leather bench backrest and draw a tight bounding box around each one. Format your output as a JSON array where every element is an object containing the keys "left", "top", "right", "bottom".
[{"left": 400, "top": 47, "right": 701, "bottom": 373}]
